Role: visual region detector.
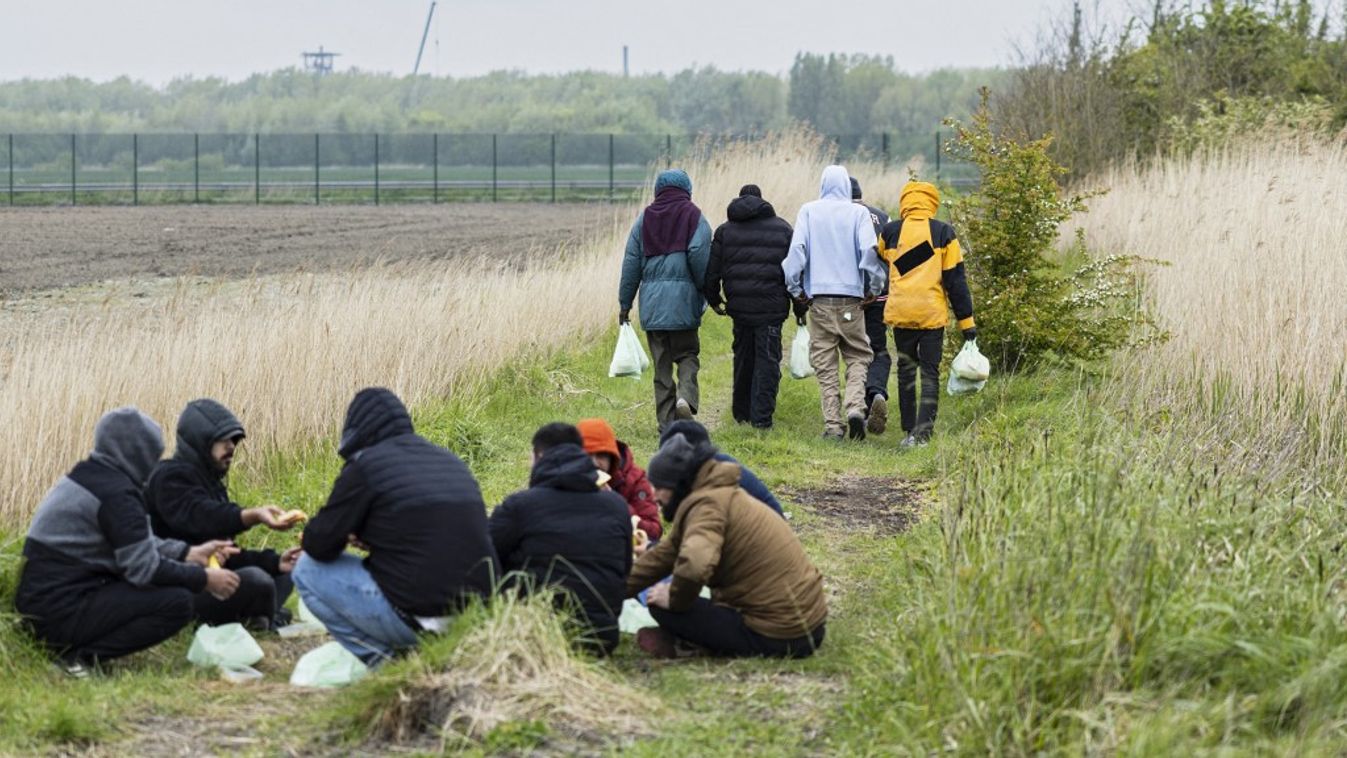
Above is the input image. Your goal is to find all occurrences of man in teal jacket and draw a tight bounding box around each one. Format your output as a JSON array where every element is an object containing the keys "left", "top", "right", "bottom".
[{"left": 618, "top": 169, "right": 712, "bottom": 432}]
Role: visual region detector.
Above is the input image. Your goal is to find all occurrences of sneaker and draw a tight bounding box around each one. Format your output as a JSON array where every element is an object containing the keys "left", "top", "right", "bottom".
[
  {"left": 55, "top": 657, "right": 91, "bottom": 679},
  {"left": 675, "top": 398, "right": 694, "bottom": 420},
  {"left": 635, "top": 627, "right": 678, "bottom": 659},
  {"left": 900, "top": 433, "right": 929, "bottom": 449},
  {"left": 847, "top": 413, "right": 866, "bottom": 441},
  {"left": 866, "top": 396, "right": 888, "bottom": 435},
  {"left": 822, "top": 430, "right": 844, "bottom": 441}
]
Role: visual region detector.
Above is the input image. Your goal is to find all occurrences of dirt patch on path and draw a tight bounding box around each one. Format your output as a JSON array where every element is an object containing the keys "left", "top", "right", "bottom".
[
  {"left": 0, "top": 203, "right": 620, "bottom": 294},
  {"left": 784, "top": 475, "right": 924, "bottom": 536}
]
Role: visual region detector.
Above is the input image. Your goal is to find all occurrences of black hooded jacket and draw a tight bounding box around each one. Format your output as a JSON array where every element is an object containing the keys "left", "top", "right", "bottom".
[
  {"left": 302, "top": 388, "right": 500, "bottom": 617},
  {"left": 704, "top": 194, "right": 797, "bottom": 326},
  {"left": 488, "top": 444, "right": 632, "bottom": 655},
  {"left": 144, "top": 399, "right": 280, "bottom": 574}
]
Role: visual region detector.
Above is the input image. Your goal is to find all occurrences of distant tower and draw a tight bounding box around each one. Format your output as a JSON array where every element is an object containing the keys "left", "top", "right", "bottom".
[
  {"left": 623, "top": 45, "right": 629, "bottom": 77},
  {"left": 302, "top": 46, "right": 340, "bottom": 75}
]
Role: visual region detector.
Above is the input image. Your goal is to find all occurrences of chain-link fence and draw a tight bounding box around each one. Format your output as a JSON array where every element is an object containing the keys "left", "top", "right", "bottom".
[{"left": 1, "top": 132, "right": 977, "bottom": 206}]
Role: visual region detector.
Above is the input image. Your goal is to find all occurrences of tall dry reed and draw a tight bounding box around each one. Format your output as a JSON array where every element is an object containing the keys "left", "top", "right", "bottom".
[
  {"left": 0, "top": 130, "right": 909, "bottom": 529},
  {"left": 1070, "top": 142, "right": 1347, "bottom": 487}
]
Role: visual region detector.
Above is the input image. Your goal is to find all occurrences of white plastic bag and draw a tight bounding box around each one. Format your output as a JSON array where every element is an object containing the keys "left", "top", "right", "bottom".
[
  {"left": 290, "top": 641, "right": 368, "bottom": 688},
  {"left": 789, "top": 326, "right": 814, "bottom": 379},
  {"left": 608, "top": 323, "right": 651, "bottom": 379},
  {"left": 947, "top": 372, "right": 987, "bottom": 395},
  {"left": 951, "top": 339, "right": 991, "bottom": 381},
  {"left": 618, "top": 598, "right": 656, "bottom": 634},
  {"left": 187, "top": 623, "right": 264, "bottom": 670}
]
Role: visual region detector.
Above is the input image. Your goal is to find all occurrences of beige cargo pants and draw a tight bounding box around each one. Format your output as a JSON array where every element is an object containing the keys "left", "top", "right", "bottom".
[{"left": 808, "top": 296, "right": 874, "bottom": 436}]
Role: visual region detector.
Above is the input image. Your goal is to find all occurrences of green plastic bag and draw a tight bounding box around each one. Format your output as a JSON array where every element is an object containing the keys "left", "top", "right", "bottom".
[
  {"left": 789, "top": 326, "right": 814, "bottom": 379},
  {"left": 608, "top": 323, "right": 651, "bottom": 379},
  {"left": 289, "top": 641, "right": 368, "bottom": 688},
  {"left": 187, "top": 623, "right": 264, "bottom": 670}
]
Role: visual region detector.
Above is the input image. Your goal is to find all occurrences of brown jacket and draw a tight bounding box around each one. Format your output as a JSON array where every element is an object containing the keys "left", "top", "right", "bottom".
[{"left": 627, "top": 459, "right": 827, "bottom": 639}]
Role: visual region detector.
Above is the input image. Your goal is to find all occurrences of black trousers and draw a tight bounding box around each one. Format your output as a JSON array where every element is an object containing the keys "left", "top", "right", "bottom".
[
  {"left": 864, "top": 303, "right": 891, "bottom": 407},
  {"left": 193, "top": 566, "right": 293, "bottom": 626},
  {"left": 730, "top": 320, "right": 783, "bottom": 428},
  {"left": 30, "top": 582, "right": 194, "bottom": 663},
  {"left": 650, "top": 597, "right": 825, "bottom": 658},
  {"left": 893, "top": 327, "right": 945, "bottom": 438}
]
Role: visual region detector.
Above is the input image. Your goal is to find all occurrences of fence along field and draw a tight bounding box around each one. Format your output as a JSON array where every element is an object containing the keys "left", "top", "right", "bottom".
[
  {"left": 0, "top": 130, "right": 912, "bottom": 529},
  {"left": 0, "top": 130, "right": 976, "bottom": 205}
]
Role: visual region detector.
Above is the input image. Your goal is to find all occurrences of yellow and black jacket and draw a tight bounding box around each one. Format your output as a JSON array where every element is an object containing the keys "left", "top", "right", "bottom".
[{"left": 878, "top": 182, "right": 975, "bottom": 332}]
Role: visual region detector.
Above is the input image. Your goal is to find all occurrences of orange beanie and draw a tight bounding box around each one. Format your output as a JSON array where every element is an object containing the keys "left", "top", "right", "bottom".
[{"left": 576, "top": 418, "right": 620, "bottom": 460}]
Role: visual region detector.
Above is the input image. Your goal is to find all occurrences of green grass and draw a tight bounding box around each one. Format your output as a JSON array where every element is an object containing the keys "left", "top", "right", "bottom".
[{"left": 1, "top": 311, "right": 1342, "bottom": 753}]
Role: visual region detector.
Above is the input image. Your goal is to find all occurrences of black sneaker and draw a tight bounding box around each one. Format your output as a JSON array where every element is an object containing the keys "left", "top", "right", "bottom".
[
  {"left": 866, "top": 395, "right": 888, "bottom": 435},
  {"left": 847, "top": 413, "right": 866, "bottom": 441}
]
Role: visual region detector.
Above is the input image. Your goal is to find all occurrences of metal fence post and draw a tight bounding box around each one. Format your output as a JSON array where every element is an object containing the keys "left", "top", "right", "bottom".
[
  {"left": 374, "top": 133, "right": 380, "bottom": 205},
  {"left": 71, "top": 133, "right": 76, "bottom": 206},
  {"left": 882, "top": 132, "right": 890, "bottom": 166},
  {"left": 608, "top": 133, "right": 614, "bottom": 202},
  {"left": 550, "top": 133, "right": 556, "bottom": 203},
  {"left": 8, "top": 134, "right": 13, "bottom": 206},
  {"left": 666, "top": 134, "right": 672, "bottom": 169},
  {"left": 132, "top": 133, "right": 139, "bottom": 206},
  {"left": 314, "top": 133, "right": 320, "bottom": 205},
  {"left": 193, "top": 133, "right": 199, "bottom": 204},
  {"left": 432, "top": 133, "right": 439, "bottom": 204},
  {"left": 254, "top": 133, "right": 260, "bottom": 205},
  {"left": 935, "top": 131, "right": 942, "bottom": 182},
  {"left": 491, "top": 133, "right": 498, "bottom": 202}
]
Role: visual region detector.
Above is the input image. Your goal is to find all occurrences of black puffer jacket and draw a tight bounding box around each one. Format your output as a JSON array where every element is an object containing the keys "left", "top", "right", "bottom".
[
  {"left": 704, "top": 195, "right": 797, "bottom": 326},
  {"left": 489, "top": 444, "right": 632, "bottom": 655},
  {"left": 302, "top": 388, "right": 500, "bottom": 617}
]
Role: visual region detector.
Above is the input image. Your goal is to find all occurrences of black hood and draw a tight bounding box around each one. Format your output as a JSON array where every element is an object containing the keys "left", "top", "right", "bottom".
[
  {"left": 339, "top": 388, "right": 415, "bottom": 460},
  {"left": 173, "top": 398, "right": 245, "bottom": 478},
  {"left": 659, "top": 419, "right": 712, "bottom": 448},
  {"left": 529, "top": 443, "right": 602, "bottom": 493},
  {"left": 726, "top": 194, "right": 777, "bottom": 223}
]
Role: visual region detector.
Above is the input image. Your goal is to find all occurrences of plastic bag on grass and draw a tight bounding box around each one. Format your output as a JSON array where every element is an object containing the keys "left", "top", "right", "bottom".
[
  {"left": 619, "top": 598, "right": 656, "bottom": 634},
  {"left": 951, "top": 339, "right": 990, "bottom": 381},
  {"left": 608, "top": 323, "right": 651, "bottom": 379},
  {"left": 789, "top": 326, "right": 814, "bottom": 379},
  {"left": 290, "top": 641, "right": 368, "bottom": 688},
  {"left": 186, "top": 623, "right": 264, "bottom": 670}
]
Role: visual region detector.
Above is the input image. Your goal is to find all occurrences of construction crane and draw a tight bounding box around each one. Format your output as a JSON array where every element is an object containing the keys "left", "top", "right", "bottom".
[{"left": 412, "top": 1, "right": 437, "bottom": 77}]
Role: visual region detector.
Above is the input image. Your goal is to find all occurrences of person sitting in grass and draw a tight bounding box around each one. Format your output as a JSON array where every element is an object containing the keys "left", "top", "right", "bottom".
[
  {"left": 659, "top": 420, "right": 784, "bottom": 517},
  {"left": 490, "top": 423, "right": 632, "bottom": 655},
  {"left": 627, "top": 433, "right": 827, "bottom": 659},
  {"left": 145, "top": 398, "right": 301, "bottom": 630},
  {"left": 293, "top": 388, "right": 500, "bottom": 666},
  {"left": 15, "top": 407, "right": 241, "bottom": 677},
  {"left": 576, "top": 417, "right": 662, "bottom": 541}
]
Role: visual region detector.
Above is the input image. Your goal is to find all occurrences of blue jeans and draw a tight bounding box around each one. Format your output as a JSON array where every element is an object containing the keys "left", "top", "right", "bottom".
[{"left": 292, "top": 553, "right": 419, "bottom": 666}]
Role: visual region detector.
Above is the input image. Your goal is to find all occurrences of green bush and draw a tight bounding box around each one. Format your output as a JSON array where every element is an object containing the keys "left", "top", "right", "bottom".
[{"left": 944, "top": 89, "right": 1164, "bottom": 372}]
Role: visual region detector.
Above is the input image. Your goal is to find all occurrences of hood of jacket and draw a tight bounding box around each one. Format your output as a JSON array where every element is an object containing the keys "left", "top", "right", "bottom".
[
  {"left": 726, "top": 194, "right": 777, "bottom": 223},
  {"left": 899, "top": 181, "right": 940, "bottom": 221},
  {"left": 338, "top": 388, "right": 415, "bottom": 460},
  {"left": 819, "top": 165, "right": 852, "bottom": 201},
  {"left": 529, "top": 443, "right": 603, "bottom": 492},
  {"left": 173, "top": 398, "right": 245, "bottom": 478},
  {"left": 90, "top": 406, "right": 165, "bottom": 485}
]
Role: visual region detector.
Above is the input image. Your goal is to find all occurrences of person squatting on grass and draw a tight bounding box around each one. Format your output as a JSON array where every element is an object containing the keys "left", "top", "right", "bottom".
[
  {"left": 851, "top": 177, "right": 895, "bottom": 437},
  {"left": 658, "top": 420, "right": 785, "bottom": 517},
  {"left": 14, "top": 408, "right": 242, "bottom": 676},
  {"left": 618, "top": 169, "right": 712, "bottom": 433},
  {"left": 627, "top": 434, "right": 827, "bottom": 659},
  {"left": 783, "top": 165, "right": 889, "bottom": 441},
  {"left": 144, "top": 399, "right": 301, "bottom": 630},
  {"left": 703, "top": 184, "right": 803, "bottom": 431},
  {"left": 490, "top": 423, "right": 633, "bottom": 656},
  {"left": 878, "top": 181, "right": 977, "bottom": 447},
  {"left": 576, "top": 418, "right": 662, "bottom": 540},
  {"left": 293, "top": 388, "right": 500, "bottom": 667}
]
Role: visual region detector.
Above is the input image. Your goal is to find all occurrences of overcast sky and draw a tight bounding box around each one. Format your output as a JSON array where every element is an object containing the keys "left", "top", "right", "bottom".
[{"left": 0, "top": 0, "right": 1113, "bottom": 85}]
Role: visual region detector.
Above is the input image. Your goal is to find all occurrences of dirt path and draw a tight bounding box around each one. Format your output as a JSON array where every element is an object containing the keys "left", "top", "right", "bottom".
[{"left": 0, "top": 204, "right": 620, "bottom": 294}]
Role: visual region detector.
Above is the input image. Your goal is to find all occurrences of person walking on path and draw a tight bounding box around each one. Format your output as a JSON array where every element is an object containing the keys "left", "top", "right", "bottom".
[
  {"left": 145, "top": 398, "right": 300, "bottom": 630},
  {"left": 703, "top": 184, "right": 802, "bottom": 430},
  {"left": 782, "top": 165, "right": 888, "bottom": 441},
  {"left": 627, "top": 434, "right": 827, "bottom": 659},
  {"left": 15, "top": 408, "right": 240, "bottom": 676},
  {"left": 618, "top": 169, "right": 712, "bottom": 433},
  {"left": 878, "top": 181, "right": 977, "bottom": 447},
  {"left": 293, "top": 388, "right": 500, "bottom": 666},
  {"left": 851, "top": 178, "right": 894, "bottom": 436}
]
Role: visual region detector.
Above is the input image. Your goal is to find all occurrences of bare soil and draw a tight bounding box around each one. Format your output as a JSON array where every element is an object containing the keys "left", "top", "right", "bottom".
[
  {"left": 784, "top": 475, "right": 925, "bottom": 536},
  {"left": 0, "top": 204, "right": 619, "bottom": 294}
]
